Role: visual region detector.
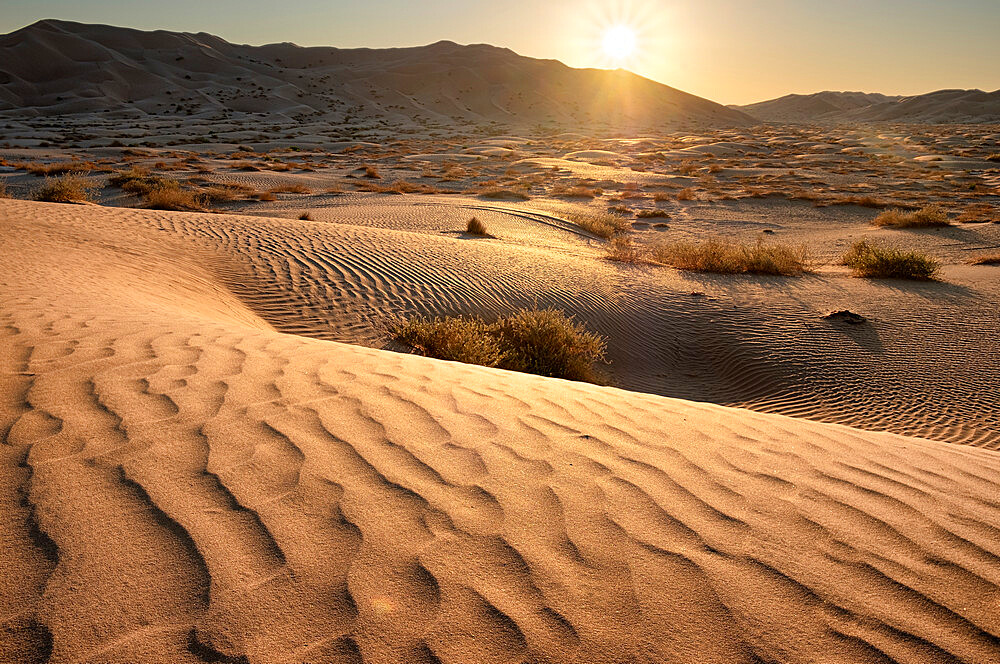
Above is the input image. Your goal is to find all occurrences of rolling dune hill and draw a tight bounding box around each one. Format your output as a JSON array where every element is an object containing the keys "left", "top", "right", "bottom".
[
  {"left": 2, "top": 198, "right": 999, "bottom": 662},
  {"left": 0, "top": 19, "right": 754, "bottom": 129},
  {"left": 737, "top": 89, "right": 1000, "bottom": 124}
]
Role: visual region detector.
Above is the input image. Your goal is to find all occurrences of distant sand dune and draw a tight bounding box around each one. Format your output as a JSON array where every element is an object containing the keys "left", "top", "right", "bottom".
[{"left": 2, "top": 199, "right": 999, "bottom": 662}]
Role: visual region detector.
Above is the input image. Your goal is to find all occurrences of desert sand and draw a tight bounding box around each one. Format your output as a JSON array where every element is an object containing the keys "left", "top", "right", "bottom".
[
  {"left": 2, "top": 196, "right": 1000, "bottom": 663},
  {"left": 2, "top": 18, "right": 1000, "bottom": 664}
]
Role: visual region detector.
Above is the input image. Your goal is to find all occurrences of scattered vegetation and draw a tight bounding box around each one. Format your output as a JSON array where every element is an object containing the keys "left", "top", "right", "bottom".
[
  {"left": 676, "top": 187, "right": 696, "bottom": 201},
  {"left": 651, "top": 239, "right": 810, "bottom": 276},
  {"left": 32, "top": 174, "right": 94, "bottom": 203},
  {"left": 986, "top": 154, "right": 1000, "bottom": 163},
  {"left": 842, "top": 239, "right": 939, "bottom": 280},
  {"left": 142, "top": 184, "right": 206, "bottom": 211},
  {"left": 299, "top": 212, "right": 313, "bottom": 221},
  {"left": 394, "top": 308, "right": 606, "bottom": 382},
  {"left": 872, "top": 205, "right": 950, "bottom": 228},
  {"left": 362, "top": 165, "right": 381, "bottom": 179},
  {"left": 635, "top": 209, "right": 670, "bottom": 219}
]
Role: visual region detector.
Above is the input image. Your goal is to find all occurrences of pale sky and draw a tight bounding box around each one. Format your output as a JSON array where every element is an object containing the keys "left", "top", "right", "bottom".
[{"left": 2, "top": 0, "right": 998, "bottom": 105}]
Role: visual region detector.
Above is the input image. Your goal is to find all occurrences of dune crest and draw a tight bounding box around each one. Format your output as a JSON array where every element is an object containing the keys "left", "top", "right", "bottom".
[{"left": 2, "top": 199, "right": 999, "bottom": 662}]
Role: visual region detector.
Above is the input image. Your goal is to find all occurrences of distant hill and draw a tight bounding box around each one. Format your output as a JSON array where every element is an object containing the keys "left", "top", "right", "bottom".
[
  {"left": 735, "top": 89, "right": 1000, "bottom": 124},
  {"left": 0, "top": 19, "right": 754, "bottom": 128}
]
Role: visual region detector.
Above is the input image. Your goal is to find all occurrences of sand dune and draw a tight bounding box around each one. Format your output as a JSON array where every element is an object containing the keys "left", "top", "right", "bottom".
[
  {"left": 738, "top": 89, "right": 1000, "bottom": 124},
  {"left": 0, "top": 19, "right": 753, "bottom": 129},
  {"left": 2, "top": 199, "right": 999, "bottom": 662}
]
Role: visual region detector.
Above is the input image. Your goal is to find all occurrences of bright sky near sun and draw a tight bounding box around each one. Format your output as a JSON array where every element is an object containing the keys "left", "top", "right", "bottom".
[{"left": 2, "top": 0, "right": 999, "bottom": 105}]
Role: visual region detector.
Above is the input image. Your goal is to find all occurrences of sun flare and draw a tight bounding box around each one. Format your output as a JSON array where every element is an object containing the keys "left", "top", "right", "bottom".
[{"left": 601, "top": 25, "right": 637, "bottom": 62}]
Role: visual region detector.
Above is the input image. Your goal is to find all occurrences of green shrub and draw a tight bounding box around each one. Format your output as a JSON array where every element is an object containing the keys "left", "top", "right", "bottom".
[
  {"left": 842, "top": 238, "right": 939, "bottom": 279},
  {"left": 394, "top": 308, "right": 606, "bottom": 382}
]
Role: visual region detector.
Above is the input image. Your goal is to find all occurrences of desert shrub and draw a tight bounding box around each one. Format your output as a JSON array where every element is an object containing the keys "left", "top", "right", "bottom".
[
  {"left": 605, "top": 236, "right": 645, "bottom": 263},
  {"left": 492, "top": 308, "right": 606, "bottom": 381},
  {"left": 872, "top": 205, "right": 949, "bottom": 228},
  {"left": 252, "top": 191, "right": 276, "bottom": 201},
  {"left": 395, "top": 308, "right": 606, "bottom": 382},
  {"left": 299, "top": 211, "right": 313, "bottom": 220},
  {"left": 108, "top": 168, "right": 175, "bottom": 196},
  {"left": 142, "top": 185, "right": 206, "bottom": 211},
  {"left": 567, "top": 212, "right": 631, "bottom": 239},
  {"left": 395, "top": 315, "right": 502, "bottom": 367},
  {"left": 651, "top": 238, "right": 809, "bottom": 276},
  {"left": 362, "top": 165, "right": 381, "bottom": 179},
  {"left": 635, "top": 209, "right": 669, "bottom": 219},
  {"left": 969, "top": 253, "right": 1000, "bottom": 265},
  {"left": 676, "top": 187, "right": 696, "bottom": 201},
  {"left": 986, "top": 154, "right": 1000, "bottom": 162},
  {"left": 33, "top": 174, "right": 94, "bottom": 203},
  {"left": 842, "top": 238, "right": 939, "bottom": 279},
  {"left": 677, "top": 160, "right": 698, "bottom": 175},
  {"left": 466, "top": 216, "right": 489, "bottom": 236}
]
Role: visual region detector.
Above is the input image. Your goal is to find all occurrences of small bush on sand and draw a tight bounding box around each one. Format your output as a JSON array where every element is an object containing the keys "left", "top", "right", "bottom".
[
  {"left": 466, "top": 216, "right": 490, "bottom": 236},
  {"left": 635, "top": 209, "right": 669, "bottom": 219},
  {"left": 568, "top": 212, "right": 631, "bottom": 239},
  {"left": 651, "top": 239, "right": 809, "bottom": 276},
  {"left": 299, "top": 212, "right": 313, "bottom": 221},
  {"left": 676, "top": 187, "right": 696, "bottom": 201},
  {"left": 395, "top": 308, "right": 606, "bottom": 382},
  {"left": 872, "top": 205, "right": 950, "bottom": 228},
  {"left": 362, "top": 165, "right": 381, "bottom": 179},
  {"left": 23, "top": 161, "right": 95, "bottom": 177},
  {"left": 33, "top": 174, "right": 94, "bottom": 203},
  {"left": 605, "top": 236, "right": 645, "bottom": 263},
  {"left": 142, "top": 185, "right": 206, "bottom": 211},
  {"left": 986, "top": 154, "right": 1000, "bottom": 163},
  {"left": 108, "top": 168, "right": 173, "bottom": 196},
  {"left": 842, "top": 238, "right": 939, "bottom": 279},
  {"left": 252, "top": 191, "right": 277, "bottom": 201}
]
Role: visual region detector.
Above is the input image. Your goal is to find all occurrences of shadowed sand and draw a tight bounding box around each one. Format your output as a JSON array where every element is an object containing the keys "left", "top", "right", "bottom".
[{"left": 2, "top": 199, "right": 999, "bottom": 662}]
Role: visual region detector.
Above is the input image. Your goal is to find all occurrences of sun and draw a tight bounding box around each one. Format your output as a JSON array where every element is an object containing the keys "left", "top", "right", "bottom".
[{"left": 601, "top": 25, "right": 637, "bottom": 62}]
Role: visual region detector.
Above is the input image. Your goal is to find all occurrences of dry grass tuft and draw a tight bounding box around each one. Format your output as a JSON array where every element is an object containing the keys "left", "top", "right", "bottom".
[
  {"left": 605, "top": 236, "right": 646, "bottom": 263},
  {"left": 676, "top": 187, "right": 696, "bottom": 201},
  {"left": 842, "top": 239, "right": 939, "bottom": 279},
  {"left": 33, "top": 174, "right": 94, "bottom": 203},
  {"left": 362, "top": 165, "right": 381, "bottom": 179},
  {"left": 466, "top": 216, "right": 490, "bottom": 236},
  {"left": 652, "top": 239, "right": 810, "bottom": 276},
  {"left": 635, "top": 209, "right": 670, "bottom": 219},
  {"left": 477, "top": 187, "right": 530, "bottom": 201},
  {"left": 872, "top": 205, "right": 950, "bottom": 228},
  {"left": 395, "top": 308, "right": 606, "bottom": 382},
  {"left": 567, "top": 212, "right": 631, "bottom": 239},
  {"left": 252, "top": 191, "right": 277, "bottom": 201},
  {"left": 299, "top": 212, "right": 313, "bottom": 221},
  {"left": 986, "top": 154, "right": 1000, "bottom": 163}
]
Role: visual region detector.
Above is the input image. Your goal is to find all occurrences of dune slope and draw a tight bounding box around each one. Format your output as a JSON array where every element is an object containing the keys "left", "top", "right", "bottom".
[
  {"left": 1, "top": 200, "right": 999, "bottom": 663},
  {"left": 0, "top": 19, "right": 753, "bottom": 128}
]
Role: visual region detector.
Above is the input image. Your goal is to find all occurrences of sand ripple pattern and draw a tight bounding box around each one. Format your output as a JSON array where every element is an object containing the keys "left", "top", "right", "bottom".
[{"left": 1, "top": 200, "right": 999, "bottom": 662}]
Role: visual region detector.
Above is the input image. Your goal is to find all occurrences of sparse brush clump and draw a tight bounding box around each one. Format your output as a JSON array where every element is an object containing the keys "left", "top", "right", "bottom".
[
  {"left": 394, "top": 308, "right": 606, "bottom": 382},
  {"left": 872, "top": 205, "right": 950, "bottom": 228},
  {"left": 269, "top": 183, "right": 312, "bottom": 194},
  {"left": 466, "top": 216, "right": 490, "bottom": 236},
  {"left": 986, "top": 154, "right": 1000, "bottom": 162},
  {"left": 968, "top": 253, "right": 1000, "bottom": 265},
  {"left": 142, "top": 184, "right": 206, "bottom": 211},
  {"left": 567, "top": 212, "right": 631, "bottom": 239},
  {"left": 605, "top": 236, "right": 646, "bottom": 263},
  {"left": 477, "top": 187, "right": 530, "bottom": 201},
  {"left": 635, "top": 209, "right": 670, "bottom": 219},
  {"left": 676, "top": 187, "right": 696, "bottom": 201},
  {"left": 842, "top": 238, "right": 939, "bottom": 280},
  {"left": 33, "top": 174, "right": 94, "bottom": 203},
  {"left": 108, "top": 168, "right": 171, "bottom": 196},
  {"left": 362, "top": 165, "right": 381, "bottom": 179},
  {"left": 651, "top": 239, "right": 810, "bottom": 276}
]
